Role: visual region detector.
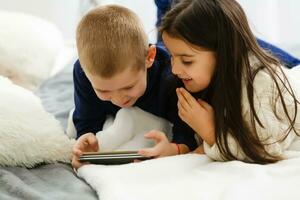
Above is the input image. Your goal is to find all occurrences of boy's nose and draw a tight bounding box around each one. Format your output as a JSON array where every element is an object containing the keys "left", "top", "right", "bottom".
[{"left": 111, "top": 92, "right": 125, "bottom": 105}]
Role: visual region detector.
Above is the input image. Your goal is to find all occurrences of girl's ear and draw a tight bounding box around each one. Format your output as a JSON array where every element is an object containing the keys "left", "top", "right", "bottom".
[{"left": 145, "top": 44, "right": 157, "bottom": 69}]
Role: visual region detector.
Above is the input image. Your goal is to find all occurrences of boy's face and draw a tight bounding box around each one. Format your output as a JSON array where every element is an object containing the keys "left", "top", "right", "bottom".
[
  {"left": 87, "top": 67, "right": 148, "bottom": 108},
  {"left": 85, "top": 45, "right": 156, "bottom": 108}
]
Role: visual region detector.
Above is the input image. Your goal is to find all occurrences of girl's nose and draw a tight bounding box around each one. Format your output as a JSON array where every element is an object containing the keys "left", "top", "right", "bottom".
[{"left": 171, "top": 61, "right": 181, "bottom": 76}]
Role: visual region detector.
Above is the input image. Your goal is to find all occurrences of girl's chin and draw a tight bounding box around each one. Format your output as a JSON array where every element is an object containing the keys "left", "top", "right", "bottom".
[{"left": 183, "top": 85, "right": 202, "bottom": 93}]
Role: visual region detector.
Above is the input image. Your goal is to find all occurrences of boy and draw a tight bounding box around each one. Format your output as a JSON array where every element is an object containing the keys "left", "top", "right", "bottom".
[{"left": 71, "top": 5, "right": 197, "bottom": 169}]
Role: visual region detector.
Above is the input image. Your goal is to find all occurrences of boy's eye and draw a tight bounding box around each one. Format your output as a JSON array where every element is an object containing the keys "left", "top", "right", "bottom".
[
  {"left": 98, "top": 90, "right": 108, "bottom": 94},
  {"left": 182, "top": 60, "right": 193, "bottom": 65},
  {"left": 95, "top": 88, "right": 109, "bottom": 94}
]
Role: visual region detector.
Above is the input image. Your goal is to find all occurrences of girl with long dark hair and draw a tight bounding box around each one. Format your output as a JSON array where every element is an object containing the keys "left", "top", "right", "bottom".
[{"left": 158, "top": 0, "right": 300, "bottom": 164}]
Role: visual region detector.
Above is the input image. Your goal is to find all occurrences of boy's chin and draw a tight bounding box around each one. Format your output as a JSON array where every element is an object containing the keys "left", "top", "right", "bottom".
[{"left": 116, "top": 98, "right": 137, "bottom": 108}]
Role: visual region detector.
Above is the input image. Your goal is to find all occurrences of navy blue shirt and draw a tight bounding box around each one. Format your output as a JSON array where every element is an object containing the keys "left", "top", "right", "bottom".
[{"left": 73, "top": 46, "right": 198, "bottom": 150}]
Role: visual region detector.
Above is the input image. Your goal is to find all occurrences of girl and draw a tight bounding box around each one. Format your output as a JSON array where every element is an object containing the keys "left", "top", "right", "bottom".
[{"left": 158, "top": 0, "right": 300, "bottom": 164}]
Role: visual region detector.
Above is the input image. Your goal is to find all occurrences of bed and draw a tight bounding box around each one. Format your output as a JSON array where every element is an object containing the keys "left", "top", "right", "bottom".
[{"left": 2, "top": 60, "right": 300, "bottom": 200}]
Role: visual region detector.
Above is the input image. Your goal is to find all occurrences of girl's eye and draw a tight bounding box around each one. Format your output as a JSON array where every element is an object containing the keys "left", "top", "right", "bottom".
[{"left": 123, "top": 86, "right": 134, "bottom": 90}]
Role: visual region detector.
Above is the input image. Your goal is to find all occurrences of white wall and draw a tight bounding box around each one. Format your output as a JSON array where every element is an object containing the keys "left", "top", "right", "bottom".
[
  {"left": 1, "top": 0, "right": 298, "bottom": 57},
  {"left": 238, "top": 0, "right": 300, "bottom": 57},
  {"left": 0, "top": 0, "right": 157, "bottom": 42},
  {"left": 99, "top": 0, "right": 157, "bottom": 43},
  {"left": 0, "top": 0, "right": 81, "bottom": 41}
]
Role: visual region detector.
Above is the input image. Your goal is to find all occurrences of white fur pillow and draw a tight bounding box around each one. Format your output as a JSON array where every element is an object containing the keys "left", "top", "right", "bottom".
[
  {"left": 0, "top": 11, "right": 64, "bottom": 90},
  {"left": 0, "top": 76, "right": 74, "bottom": 168}
]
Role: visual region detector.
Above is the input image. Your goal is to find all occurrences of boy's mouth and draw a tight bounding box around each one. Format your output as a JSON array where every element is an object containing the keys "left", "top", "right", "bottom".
[{"left": 121, "top": 99, "right": 132, "bottom": 107}]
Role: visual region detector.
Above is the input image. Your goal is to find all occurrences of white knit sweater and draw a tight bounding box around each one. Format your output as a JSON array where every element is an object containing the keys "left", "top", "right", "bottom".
[{"left": 203, "top": 57, "right": 300, "bottom": 161}]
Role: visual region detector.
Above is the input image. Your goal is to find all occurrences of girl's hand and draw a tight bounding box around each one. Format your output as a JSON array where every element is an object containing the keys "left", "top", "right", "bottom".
[
  {"left": 138, "top": 130, "right": 178, "bottom": 158},
  {"left": 176, "top": 87, "right": 215, "bottom": 146}
]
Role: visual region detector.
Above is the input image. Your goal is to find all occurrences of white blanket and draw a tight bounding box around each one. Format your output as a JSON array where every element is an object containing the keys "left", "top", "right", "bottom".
[
  {"left": 77, "top": 107, "right": 300, "bottom": 200},
  {"left": 78, "top": 152, "right": 300, "bottom": 200}
]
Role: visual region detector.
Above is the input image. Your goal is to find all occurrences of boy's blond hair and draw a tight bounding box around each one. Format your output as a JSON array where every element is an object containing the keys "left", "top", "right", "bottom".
[{"left": 76, "top": 5, "right": 148, "bottom": 78}]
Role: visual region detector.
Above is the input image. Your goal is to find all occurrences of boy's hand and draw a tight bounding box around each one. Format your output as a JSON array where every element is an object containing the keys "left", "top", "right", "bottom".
[
  {"left": 176, "top": 87, "right": 215, "bottom": 146},
  {"left": 138, "top": 130, "right": 178, "bottom": 158},
  {"left": 71, "top": 133, "right": 99, "bottom": 170}
]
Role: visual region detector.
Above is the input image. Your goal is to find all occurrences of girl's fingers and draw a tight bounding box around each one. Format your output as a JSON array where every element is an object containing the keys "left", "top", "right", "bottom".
[
  {"left": 177, "top": 105, "right": 186, "bottom": 120},
  {"left": 177, "top": 99, "right": 186, "bottom": 114},
  {"left": 176, "top": 88, "right": 190, "bottom": 110},
  {"left": 178, "top": 87, "right": 197, "bottom": 106}
]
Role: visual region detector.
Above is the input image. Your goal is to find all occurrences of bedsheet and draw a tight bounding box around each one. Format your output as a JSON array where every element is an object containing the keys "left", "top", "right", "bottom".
[{"left": 0, "top": 163, "right": 97, "bottom": 200}]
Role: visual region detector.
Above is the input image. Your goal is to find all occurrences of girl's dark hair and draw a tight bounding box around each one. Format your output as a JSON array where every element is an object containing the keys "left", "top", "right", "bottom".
[{"left": 160, "top": 0, "right": 299, "bottom": 164}]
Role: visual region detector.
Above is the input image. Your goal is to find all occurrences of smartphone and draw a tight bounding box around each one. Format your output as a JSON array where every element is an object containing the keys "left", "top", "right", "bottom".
[{"left": 79, "top": 151, "right": 152, "bottom": 165}]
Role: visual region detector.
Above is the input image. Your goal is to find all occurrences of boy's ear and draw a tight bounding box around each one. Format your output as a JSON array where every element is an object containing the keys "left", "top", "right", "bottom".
[{"left": 145, "top": 44, "right": 156, "bottom": 69}]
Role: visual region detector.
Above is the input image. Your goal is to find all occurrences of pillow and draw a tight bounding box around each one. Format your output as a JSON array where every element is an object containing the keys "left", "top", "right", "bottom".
[
  {"left": 0, "top": 76, "right": 74, "bottom": 168},
  {"left": 0, "top": 11, "right": 64, "bottom": 90}
]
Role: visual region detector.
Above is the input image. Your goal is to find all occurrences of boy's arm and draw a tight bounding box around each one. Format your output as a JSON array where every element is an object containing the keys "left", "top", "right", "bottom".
[{"left": 73, "top": 60, "right": 107, "bottom": 138}]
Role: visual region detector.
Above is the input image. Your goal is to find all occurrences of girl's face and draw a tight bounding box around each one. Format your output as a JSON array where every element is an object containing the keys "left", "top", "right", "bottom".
[{"left": 162, "top": 32, "right": 216, "bottom": 93}]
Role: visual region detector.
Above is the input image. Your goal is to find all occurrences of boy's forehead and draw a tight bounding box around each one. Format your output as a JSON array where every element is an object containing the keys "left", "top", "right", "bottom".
[{"left": 88, "top": 68, "right": 144, "bottom": 91}]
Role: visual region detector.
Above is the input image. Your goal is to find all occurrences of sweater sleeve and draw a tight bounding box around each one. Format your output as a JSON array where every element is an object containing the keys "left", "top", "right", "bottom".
[
  {"left": 72, "top": 60, "right": 107, "bottom": 139},
  {"left": 204, "top": 67, "right": 300, "bottom": 161}
]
